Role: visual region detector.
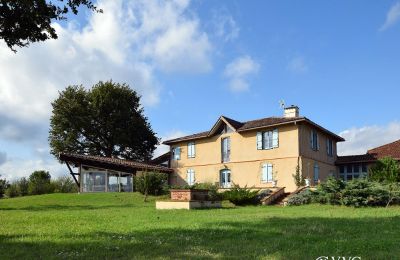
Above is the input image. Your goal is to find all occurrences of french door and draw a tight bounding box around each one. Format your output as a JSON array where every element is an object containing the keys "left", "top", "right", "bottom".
[{"left": 220, "top": 169, "right": 231, "bottom": 188}]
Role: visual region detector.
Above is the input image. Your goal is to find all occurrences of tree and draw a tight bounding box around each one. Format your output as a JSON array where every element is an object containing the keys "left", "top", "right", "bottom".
[
  {"left": 0, "top": 174, "right": 8, "bottom": 198},
  {"left": 0, "top": 0, "right": 100, "bottom": 52},
  {"left": 17, "top": 177, "right": 29, "bottom": 196},
  {"left": 49, "top": 81, "right": 159, "bottom": 161},
  {"left": 28, "top": 170, "right": 51, "bottom": 195},
  {"left": 369, "top": 157, "right": 400, "bottom": 183}
]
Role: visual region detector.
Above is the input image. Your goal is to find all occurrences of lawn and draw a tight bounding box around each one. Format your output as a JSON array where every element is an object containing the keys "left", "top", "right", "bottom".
[{"left": 1, "top": 193, "right": 399, "bottom": 259}]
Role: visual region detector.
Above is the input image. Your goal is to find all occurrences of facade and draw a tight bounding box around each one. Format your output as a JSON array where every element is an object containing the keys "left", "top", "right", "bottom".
[
  {"left": 336, "top": 139, "right": 400, "bottom": 181},
  {"left": 163, "top": 106, "right": 344, "bottom": 192},
  {"left": 59, "top": 153, "right": 173, "bottom": 193}
]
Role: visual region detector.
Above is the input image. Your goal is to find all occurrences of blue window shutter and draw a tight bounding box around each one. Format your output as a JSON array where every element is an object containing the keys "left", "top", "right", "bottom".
[
  {"left": 316, "top": 134, "right": 320, "bottom": 151},
  {"left": 272, "top": 129, "right": 279, "bottom": 148},
  {"left": 257, "top": 132, "right": 263, "bottom": 150},
  {"left": 310, "top": 131, "right": 314, "bottom": 149},
  {"left": 176, "top": 147, "right": 181, "bottom": 160}
]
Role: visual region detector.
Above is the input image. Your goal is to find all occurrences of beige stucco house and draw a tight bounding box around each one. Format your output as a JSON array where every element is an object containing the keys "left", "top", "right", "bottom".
[{"left": 163, "top": 106, "right": 344, "bottom": 192}]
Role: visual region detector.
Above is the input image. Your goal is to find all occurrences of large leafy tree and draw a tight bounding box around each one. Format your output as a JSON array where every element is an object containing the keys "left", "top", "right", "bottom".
[
  {"left": 49, "top": 81, "right": 159, "bottom": 161},
  {"left": 28, "top": 170, "right": 51, "bottom": 195},
  {"left": 0, "top": 0, "right": 100, "bottom": 52}
]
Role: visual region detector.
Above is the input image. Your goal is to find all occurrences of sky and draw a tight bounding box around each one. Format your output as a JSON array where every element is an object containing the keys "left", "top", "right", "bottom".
[{"left": 1, "top": 0, "right": 400, "bottom": 180}]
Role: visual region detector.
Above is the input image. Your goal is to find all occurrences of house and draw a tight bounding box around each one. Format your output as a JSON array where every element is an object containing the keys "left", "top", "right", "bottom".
[
  {"left": 336, "top": 139, "right": 400, "bottom": 181},
  {"left": 162, "top": 106, "right": 345, "bottom": 192},
  {"left": 59, "top": 153, "right": 173, "bottom": 192}
]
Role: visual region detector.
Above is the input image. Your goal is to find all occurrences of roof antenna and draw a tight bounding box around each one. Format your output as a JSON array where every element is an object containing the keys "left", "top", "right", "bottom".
[{"left": 279, "top": 99, "right": 285, "bottom": 110}]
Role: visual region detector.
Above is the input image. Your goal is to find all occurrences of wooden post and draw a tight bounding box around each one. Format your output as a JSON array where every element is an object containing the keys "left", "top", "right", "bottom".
[{"left": 66, "top": 162, "right": 80, "bottom": 188}]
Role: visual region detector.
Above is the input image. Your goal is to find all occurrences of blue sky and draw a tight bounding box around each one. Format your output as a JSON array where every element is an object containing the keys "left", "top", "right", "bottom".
[{"left": 1, "top": 0, "right": 400, "bottom": 180}]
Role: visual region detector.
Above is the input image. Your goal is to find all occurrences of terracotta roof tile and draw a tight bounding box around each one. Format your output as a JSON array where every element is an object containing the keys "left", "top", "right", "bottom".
[
  {"left": 336, "top": 154, "right": 377, "bottom": 164},
  {"left": 367, "top": 139, "right": 400, "bottom": 160}
]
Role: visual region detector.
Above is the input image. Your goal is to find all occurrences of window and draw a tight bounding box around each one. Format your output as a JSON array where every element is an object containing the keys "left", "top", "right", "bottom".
[
  {"left": 187, "top": 142, "right": 195, "bottom": 158},
  {"left": 340, "top": 163, "right": 368, "bottom": 181},
  {"left": 187, "top": 169, "right": 195, "bottom": 185},
  {"left": 257, "top": 129, "right": 279, "bottom": 150},
  {"left": 172, "top": 147, "right": 181, "bottom": 160},
  {"left": 310, "top": 130, "right": 319, "bottom": 151},
  {"left": 362, "top": 164, "right": 367, "bottom": 173},
  {"left": 261, "top": 163, "right": 273, "bottom": 182},
  {"left": 326, "top": 139, "right": 333, "bottom": 156},
  {"left": 221, "top": 137, "right": 231, "bottom": 162},
  {"left": 220, "top": 169, "right": 231, "bottom": 188},
  {"left": 313, "top": 163, "right": 319, "bottom": 183}
]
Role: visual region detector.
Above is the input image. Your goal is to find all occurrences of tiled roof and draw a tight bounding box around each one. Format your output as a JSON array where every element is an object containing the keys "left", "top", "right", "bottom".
[
  {"left": 367, "top": 139, "right": 400, "bottom": 160},
  {"left": 336, "top": 154, "right": 377, "bottom": 164},
  {"left": 59, "top": 153, "right": 173, "bottom": 173},
  {"left": 237, "top": 117, "right": 304, "bottom": 131},
  {"left": 222, "top": 116, "right": 244, "bottom": 129},
  {"left": 336, "top": 139, "right": 400, "bottom": 165},
  {"left": 163, "top": 115, "right": 344, "bottom": 144}
]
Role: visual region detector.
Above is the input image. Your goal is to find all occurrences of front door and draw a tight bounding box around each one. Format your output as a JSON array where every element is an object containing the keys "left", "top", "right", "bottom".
[{"left": 220, "top": 169, "right": 231, "bottom": 188}]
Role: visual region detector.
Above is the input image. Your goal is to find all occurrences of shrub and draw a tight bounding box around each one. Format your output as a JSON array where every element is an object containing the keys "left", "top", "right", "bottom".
[
  {"left": 292, "top": 164, "right": 305, "bottom": 188},
  {"left": 316, "top": 177, "right": 346, "bottom": 205},
  {"left": 223, "top": 184, "right": 259, "bottom": 206},
  {"left": 5, "top": 183, "right": 19, "bottom": 198},
  {"left": 287, "top": 190, "right": 312, "bottom": 206},
  {"left": 369, "top": 157, "right": 400, "bottom": 183},
  {"left": 193, "top": 182, "right": 223, "bottom": 201},
  {"left": 28, "top": 170, "right": 52, "bottom": 195},
  {"left": 52, "top": 176, "right": 78, "bottom": 193},
  {"left": 0, "top": 175, "right": 8, "bottom": 198},
  {"left": 16, "top": 177, "right": 29, "bottom": 196},
  {"left": 135, "top": 171, "right": 167, "bottom": 196}
]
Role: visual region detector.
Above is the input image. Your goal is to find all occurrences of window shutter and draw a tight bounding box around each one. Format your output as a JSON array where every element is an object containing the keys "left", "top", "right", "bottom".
[
  {"left": 193, "top": 143, "right": 196, "bottom": 157},
  {"left": 261, "top": 164, "right": 267, "bottom": 182},
  {"left": 310, "top": 131, "right": 313, "bottom": 149},
  {"left": 176, "top": 147, "right": 181, "bottom": 160},
  {"left": 316, "top": 134, "right": 320, "bottom": 151},
  {"left": 326, "top": 139, "right": 329, "bottom": 155},
  {"left": 272, "top": 129, "right": 279, "bottom": 148},
  {"left": 268, "top": 164, "right": 273, "bottom": 182},
  {"left": 257, "top": 132, "right": 263, "bottom": 150}
]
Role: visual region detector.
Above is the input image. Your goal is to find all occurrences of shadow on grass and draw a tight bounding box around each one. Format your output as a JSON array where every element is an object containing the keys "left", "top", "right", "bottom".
[{"left": 1, "top": 216, "right": 399, "bottom": 259}]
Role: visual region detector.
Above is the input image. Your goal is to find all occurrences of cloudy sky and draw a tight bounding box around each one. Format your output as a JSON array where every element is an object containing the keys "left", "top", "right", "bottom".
[{"left": 1, "top": 0, "right": 400, "bottom": 180}]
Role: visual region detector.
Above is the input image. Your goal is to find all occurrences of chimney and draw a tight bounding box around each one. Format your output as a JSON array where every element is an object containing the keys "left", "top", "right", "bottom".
[{"left": 284, "top": 105, "right": 299, "bottom": 118}]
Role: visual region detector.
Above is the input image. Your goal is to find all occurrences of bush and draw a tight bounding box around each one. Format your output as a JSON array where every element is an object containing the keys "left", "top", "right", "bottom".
[
  {"left": 223, "top": 184, "right": 259, "bottom": 206},
  {"left": 193, "top": 182, "right": 223, "bottom": 201},
  {"left": 52, "top": 176, "right": 78, "bottom": 193},
  {"left": 28, "top": 170, "right": 52, "bottom": 195},
  {"left": 369, "top": 157, "right": 400, "bottom": 183},
  {"left": 310, "top": 178, "right": 400, "bottom": 207},
  {"left": 135, "top": 171, "right": 167, "bottom": 196},
  {"left": 287, "top": 190, "right": 312, "bottom": 206},
  {"left": 0, "top": 175, "right": 8, "bottom": 198},
  {"left": 16, "top": 177, "right": 29, "bottom": 196},
  {"left": 5, "top": 183, "right": 19, "bottom": 198}
]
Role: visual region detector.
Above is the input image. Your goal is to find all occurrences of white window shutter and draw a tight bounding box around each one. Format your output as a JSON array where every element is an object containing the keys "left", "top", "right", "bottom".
[
  {"left": 261, "top": 164, "right": 267, "bottom": 182},
  {"left": 257, "top": 132, "right": 263, "bottom": 150},
  {"left": 272, "top": 129, "right": 279, "bottom": 148},
  {"left": 268, "top": 164, "right": 273, "bottom": 182}
]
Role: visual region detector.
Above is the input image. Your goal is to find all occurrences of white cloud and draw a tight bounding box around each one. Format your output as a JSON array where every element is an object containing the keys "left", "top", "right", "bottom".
[
  {"left": 213, "top": 11, "right": 240, "bottom": 42},
  {"left": 0, "top": 156, "right": 65, "bottom": 181},
  {"left": 153, "top": 130, "right": 188, "bottom": 158},
  {"left": 0, "top": 0, "right": 213, "bottom": 179},
  {"left": 223, "top": 55, "right": 260, "bottom": 92},
  {"left": 380, "top": 2, "right": 400, "bottom": 31},
  {"left": 287, "top": 56, "right": 308, "bottom": 74},
  {"left": 338, "top": 121, "right": 400, "bottom": 156}
]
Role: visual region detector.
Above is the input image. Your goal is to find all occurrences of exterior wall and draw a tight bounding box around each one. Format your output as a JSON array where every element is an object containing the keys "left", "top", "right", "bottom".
[
  {"left": 169, "top": 124, "right": 301, "bottom": 192},
  {"left": 298, "top": 123, "right": 338, "bottom": 184}
]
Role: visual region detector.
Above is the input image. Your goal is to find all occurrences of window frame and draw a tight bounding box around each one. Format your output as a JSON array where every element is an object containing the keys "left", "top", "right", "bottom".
[
  {"left": 257, "top": 129, "right": 279, "bottom": 150},
  {"left": 261, "top": 163, "right": 274, "bottom": 183}
]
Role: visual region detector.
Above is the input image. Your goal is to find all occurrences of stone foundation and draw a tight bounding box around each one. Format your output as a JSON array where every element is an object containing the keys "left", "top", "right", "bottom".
[{"left": 156, "top": 200, "right": 222, "bottom": 210}]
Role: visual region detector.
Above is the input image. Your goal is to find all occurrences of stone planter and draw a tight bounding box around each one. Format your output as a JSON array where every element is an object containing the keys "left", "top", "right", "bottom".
[{"left": 170, "top": 189, "right": 209, "bottom": 201}]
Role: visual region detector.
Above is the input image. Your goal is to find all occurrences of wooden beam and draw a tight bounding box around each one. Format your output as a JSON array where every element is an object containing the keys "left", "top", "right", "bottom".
[{"left": 66, "top": 162, "right": 80, "bottom": 188}]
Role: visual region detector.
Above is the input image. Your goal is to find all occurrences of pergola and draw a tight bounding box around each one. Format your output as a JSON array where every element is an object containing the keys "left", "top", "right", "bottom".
[{"left": 59, "top": 153, "right": 173, "bottom": 192}]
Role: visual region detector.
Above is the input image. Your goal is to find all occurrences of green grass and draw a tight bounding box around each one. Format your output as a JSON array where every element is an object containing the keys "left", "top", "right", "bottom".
[{"left": 1, "top": 193, "right": 400, "bottom": 259}]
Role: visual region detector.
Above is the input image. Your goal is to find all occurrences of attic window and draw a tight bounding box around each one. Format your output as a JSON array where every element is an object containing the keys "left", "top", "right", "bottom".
[{"left": 221, "top": 124, "right": 233, "bottom": 134}]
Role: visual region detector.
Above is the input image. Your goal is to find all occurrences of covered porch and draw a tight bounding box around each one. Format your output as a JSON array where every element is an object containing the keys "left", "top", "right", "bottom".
[{"left": 59, "top": 153, "right": 173, "bottom": 193}]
